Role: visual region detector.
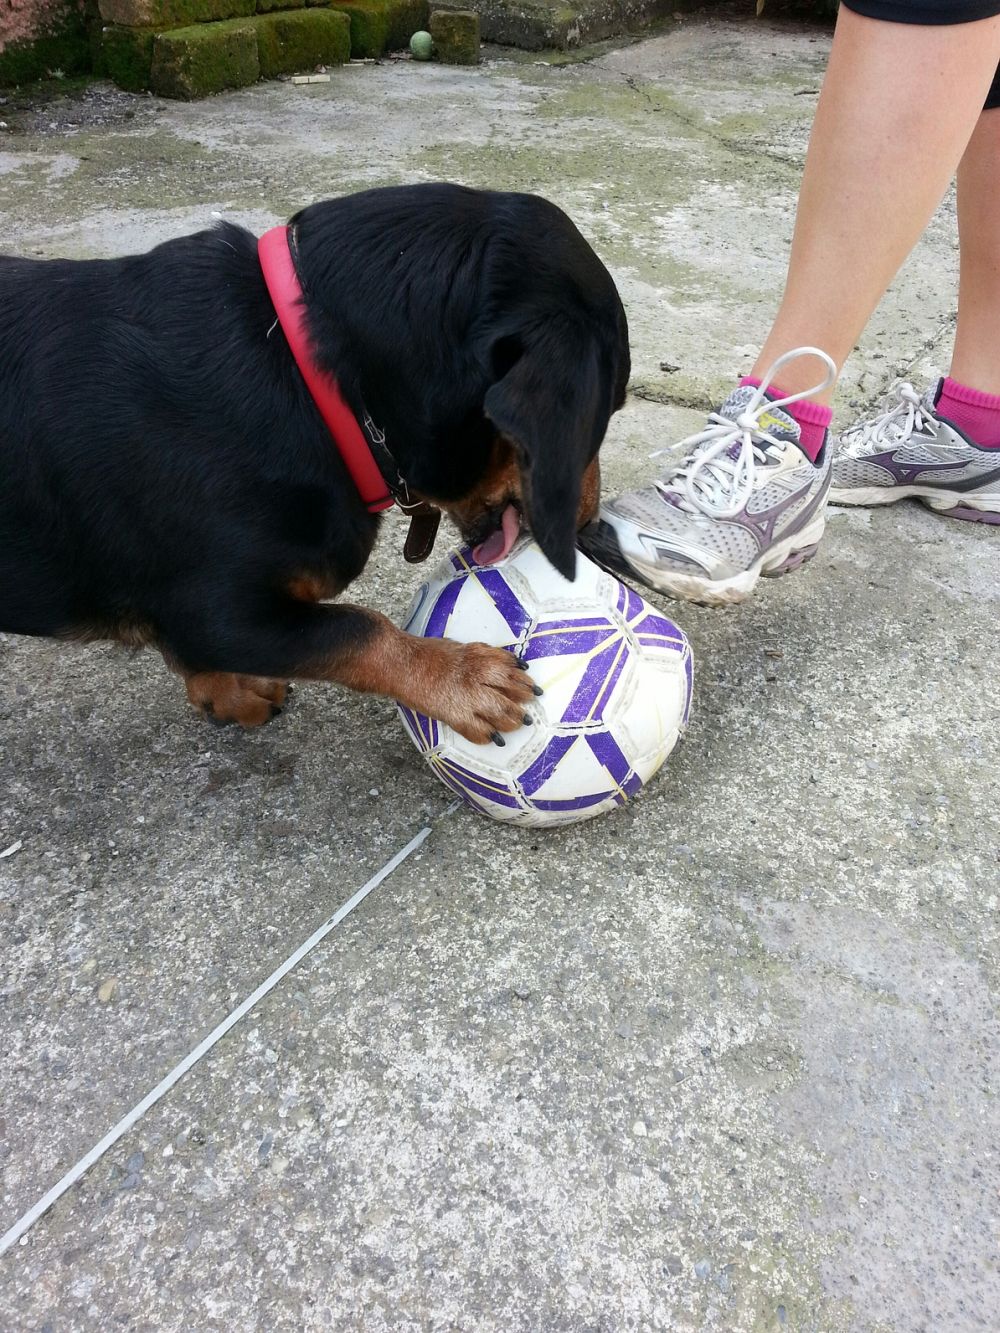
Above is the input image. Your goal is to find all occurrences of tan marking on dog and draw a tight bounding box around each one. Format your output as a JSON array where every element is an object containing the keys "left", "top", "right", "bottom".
[
  {"left": 184, "top": 672, "right": 288, "bottom": 727},
  {"left": 311, "top": 608, "right": 536, "bottom": 745},
  {"left": 436, "top": 436, "right": 522, "bottom": 538},
  {"left": 287, "top": 571, "right": 343, "bottom": 603},
  {"left": 577, "top": 456, "right": 601, "bottom": 528},
  {"left": 427, "top": 438, "right": 602, "bottom": 546},
  {"left": 65, "top": 619, "right": 158, "bottom": 649}
]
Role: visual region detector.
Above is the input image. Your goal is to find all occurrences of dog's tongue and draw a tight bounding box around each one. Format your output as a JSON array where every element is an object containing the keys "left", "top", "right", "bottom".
[{"left": 472, "top": 504, "right": 521, "bottom": 565}]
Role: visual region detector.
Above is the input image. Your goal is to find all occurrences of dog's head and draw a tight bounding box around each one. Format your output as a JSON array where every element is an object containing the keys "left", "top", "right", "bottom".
[{"left": 294, "top": 185, "right": 630, "bottom": 579}]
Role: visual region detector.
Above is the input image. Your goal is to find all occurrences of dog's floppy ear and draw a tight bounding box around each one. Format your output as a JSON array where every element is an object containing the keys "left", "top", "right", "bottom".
[{"left": 483, "top": 327, "right": 610, "bottom": 581}]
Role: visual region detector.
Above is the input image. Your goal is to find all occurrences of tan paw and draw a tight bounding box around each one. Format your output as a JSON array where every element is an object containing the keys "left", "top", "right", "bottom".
[
  {"left": 185, "top": 673, "right": 289, "bottom": 727},
  {"left": 407, "top": 640, "right": 538, "bottom": 745}
]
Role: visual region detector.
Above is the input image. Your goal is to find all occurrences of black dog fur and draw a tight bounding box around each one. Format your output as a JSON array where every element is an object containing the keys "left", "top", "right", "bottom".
[{"left": 0, "top": 184, "right": 629, "bottom": 738}]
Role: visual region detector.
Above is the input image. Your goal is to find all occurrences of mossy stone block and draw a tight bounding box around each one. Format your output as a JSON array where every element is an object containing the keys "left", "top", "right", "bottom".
[
  {"left": 101, "top": 24, "right": 165, "bottom": 90},
  {"left": 150, "top": 18, "right": 259, "bottom": 98},
  {"left": 255, "top": 0, "right": 303, "bottom": 13},
  {"left": 254, "top": 9, "right": 349, "bottom": 77},
  {"left": 100, "top": 0, "right": 254, "bottom": 26},
  {"left": 327, "top": 0, "right": 425, "bottom": 54},
  {"left": 428, "top": 8, "right": 478, "bottom": 64},
  {"left": 325, "top": 1, "right": 387, "bottom": 57}
]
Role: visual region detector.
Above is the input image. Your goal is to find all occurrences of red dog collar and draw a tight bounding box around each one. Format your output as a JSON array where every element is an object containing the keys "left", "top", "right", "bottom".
[{"left": 258, "top": 225, "right": 395, "bottom": 514}]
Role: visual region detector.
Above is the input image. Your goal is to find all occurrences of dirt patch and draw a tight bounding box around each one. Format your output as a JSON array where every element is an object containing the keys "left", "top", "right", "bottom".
[{"left": 0, "top": 78, "right": 154, "bottom": 136}]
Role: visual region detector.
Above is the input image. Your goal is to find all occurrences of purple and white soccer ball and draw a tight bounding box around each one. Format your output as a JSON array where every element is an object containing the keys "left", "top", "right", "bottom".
[{"left": 397, "top": 537, "right": 694, "bottom": 828}]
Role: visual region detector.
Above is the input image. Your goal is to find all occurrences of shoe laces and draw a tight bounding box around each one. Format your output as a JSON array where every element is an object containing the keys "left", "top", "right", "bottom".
[
  {"left": 841, "top": 382, "right": 936, "bottom": 455},
  {"left": 651, "top": 347, "right": 837, "bottom": 520}
]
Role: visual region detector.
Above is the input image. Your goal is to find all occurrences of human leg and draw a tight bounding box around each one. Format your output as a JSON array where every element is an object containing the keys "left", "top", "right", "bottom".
[
  {"left": 751, "top": 6, "right": 1000, "bottom": 403},
  {"left": 583, "top": 6, "right": 1000, "bottom": 600}
]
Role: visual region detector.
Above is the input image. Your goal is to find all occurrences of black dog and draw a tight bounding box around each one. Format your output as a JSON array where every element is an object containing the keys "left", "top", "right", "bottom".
[{"left": 0, "top": 184, "right": 629, "bottom": 741}]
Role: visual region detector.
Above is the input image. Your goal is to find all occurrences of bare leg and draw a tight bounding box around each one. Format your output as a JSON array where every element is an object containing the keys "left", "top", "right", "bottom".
[
  {"left": 951, "top": 109, "right": 1000, "bottom": 394},
  {"left": 751, "top": 7, "right": 1000, "bottom": 402}
]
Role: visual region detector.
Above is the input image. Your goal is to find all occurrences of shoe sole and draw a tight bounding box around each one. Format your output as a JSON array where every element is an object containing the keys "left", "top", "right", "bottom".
[
  {"left": 582, "top": 515, "right": 826, "bottom": 607},
  {"left": 829, "top": 484, "right": 1000, "bottom": 525}
]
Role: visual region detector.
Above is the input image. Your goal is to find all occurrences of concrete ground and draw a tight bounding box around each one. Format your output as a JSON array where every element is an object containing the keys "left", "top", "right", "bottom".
[{"left": 2, "top": 12, "right": 999, "bottom": 1331}]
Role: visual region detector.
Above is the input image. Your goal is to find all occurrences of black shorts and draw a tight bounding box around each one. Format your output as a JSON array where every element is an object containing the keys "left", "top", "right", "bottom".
[{"left": 842, "top": 1, "right": 1000, "bottom": 109}]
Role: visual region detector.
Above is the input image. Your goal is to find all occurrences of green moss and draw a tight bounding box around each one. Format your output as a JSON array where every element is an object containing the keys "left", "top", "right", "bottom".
[
  {"left": 101, "top": 24, "right": 165, "bottom": 90},
  {"left": 428, "top": 8, "right": 478, "bottom": 64},
  {"left": 98, "top": 0, "right": 255, "bottom": 28},
  {"left": 254, "top": 9, "right": 349, "bottom": 77},
  {"left": 149, "top": 17, "right": 259, "bottom": 98},
  {"left": 326, "top": 0, "right": 425, "bottom": 53},
  {"left": 326, "top": 1, "right": 388, "bottom": 57},
  {"left": 0, "top": 14, "right": 92, "bottom": 88}
]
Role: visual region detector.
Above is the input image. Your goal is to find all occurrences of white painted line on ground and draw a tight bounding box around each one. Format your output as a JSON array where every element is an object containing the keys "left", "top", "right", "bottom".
[{"left": 0, "top": 818, "right": 440, "bottom": 1257}]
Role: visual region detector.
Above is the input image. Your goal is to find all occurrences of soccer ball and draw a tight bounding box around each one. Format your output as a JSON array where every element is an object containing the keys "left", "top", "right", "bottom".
[{"left": 397, "top": 537, "right": 693, "bottom": 827}]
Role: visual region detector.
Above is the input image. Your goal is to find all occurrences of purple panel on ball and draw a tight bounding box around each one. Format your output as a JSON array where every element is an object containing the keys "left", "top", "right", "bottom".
[
  {"left": 530, "top": 789, "right": 623, "bottom": 813},
  {"left": 585, "top": 729, "right": 633, "bottom": 785},
  {"left": 398, "top": 704, "right": 421, "bottom": 746},
  {"left": 585, "top": 731, "right": 643, "bottom": 798},
  {"left": 589, "top": 640, "right": 630, "bottom": 722},
  {"left": 561, "top": 637, "right": 628, "bottom": 725},
  {"left": 622, "top": 583, "right": 647, "bottom": 624},
  {"left": 398, "top": 705, "right": 439, "bottom": 751},
  {"left": 683, "top": 645, "right": 694, "bottom": 724},
  {"left": 633, "top": 611, "right": 687, "bottom": 650},
  {"left": 518, "top": 733, "right": 576, "bottom": 796},
  {"left": 523, "top": 618, "right": 618, "bottom": 662},
  {"left": 433, "top": 765, "right": 474, "bottom": 803},
  {"left": 424, "top": 576, "right": 465, "bottom": 640},
  {"left": 436, "top": 758, "right": 522, "bottom": 810},
  {"left": 474, "top": 568, "right": 533, "bottom": 639}
]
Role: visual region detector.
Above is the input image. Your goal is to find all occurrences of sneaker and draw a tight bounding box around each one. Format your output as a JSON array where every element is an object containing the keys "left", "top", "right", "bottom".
[
  {"left": 830, "top": 381, "right": 1000, "bottom": 524},
  {"left": 581, "top": 347, "right": 836, "bottom": 606}
]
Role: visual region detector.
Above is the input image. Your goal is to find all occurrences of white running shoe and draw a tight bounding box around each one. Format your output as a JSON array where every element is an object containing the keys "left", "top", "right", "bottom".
[
  {"left": 580, "top": 348, "right": 836, "bottom": 606},
  {"left": 830, "top": 381, "right": 1000, "bottom": 525}
]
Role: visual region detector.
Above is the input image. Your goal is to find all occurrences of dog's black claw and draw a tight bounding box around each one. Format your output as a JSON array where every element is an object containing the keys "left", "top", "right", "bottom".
[
  {"left": 490, "top": 731, "right": 506, "bottom": 747},
  {"left": 514, "top": 657, "right": 530, "bottom": 670},
  {"left": 270, "top": 704, "right": 283, "bottom": 718},
  {"left": 532, "top": 684, "right": 544, "bottom": 697},
  {"left": 522, "top": 713, "right": 533, "bottom": 726}
]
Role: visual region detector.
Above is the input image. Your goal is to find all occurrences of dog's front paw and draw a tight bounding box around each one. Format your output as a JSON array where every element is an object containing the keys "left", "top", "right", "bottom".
[
  {"left": 185, "top": 673, "right": 288, "bottom": 727},
  {"left": 405, "top": 639, "right": 538, "bottom": 745}
]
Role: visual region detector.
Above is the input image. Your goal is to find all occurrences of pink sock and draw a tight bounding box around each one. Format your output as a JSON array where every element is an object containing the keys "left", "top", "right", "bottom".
[
  {"left": 935, "top": 377, "right": 1000, "bottom": 449},
  {"left": 739, "top": 377, "right": 831, "bottom": 464}
]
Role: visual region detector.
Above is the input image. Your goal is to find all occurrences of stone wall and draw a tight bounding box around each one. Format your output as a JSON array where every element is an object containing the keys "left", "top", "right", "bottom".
[
  {"left": 0, "top": 0, "right": 94, "bottom": 83},
  {"left": 0, "top": 0, "right": 427, "bottom": 87},
  {"left": 1, "top": 0, "right": 76, "bottom": 49}
]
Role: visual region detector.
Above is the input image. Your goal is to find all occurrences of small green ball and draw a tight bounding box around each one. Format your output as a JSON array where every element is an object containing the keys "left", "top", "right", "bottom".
[{"left": 409, "top": 30, "right": 434, "bottom": 61}]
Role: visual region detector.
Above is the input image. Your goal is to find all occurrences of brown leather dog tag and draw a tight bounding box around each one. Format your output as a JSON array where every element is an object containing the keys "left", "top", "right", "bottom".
[{"left": 403, "top": 505, "right": 441, "bottom": 563}]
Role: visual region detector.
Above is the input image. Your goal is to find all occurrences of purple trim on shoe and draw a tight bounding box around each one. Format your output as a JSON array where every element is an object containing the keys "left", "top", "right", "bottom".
[
  {"left": 930, "top": 503, "right": 1000, "bottom": 525},
  {"left": 761, "top": 542, "right": 821, "bottom": 578},
  {"left": 733, "top": 469, "right": 830, "bottom": 548},
  {"left": 867, "top": 450, "right": 1000, "bottom": 490}
]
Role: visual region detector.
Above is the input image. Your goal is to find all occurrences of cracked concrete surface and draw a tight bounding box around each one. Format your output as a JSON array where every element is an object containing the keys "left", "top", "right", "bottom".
[{"left": 1, "top": 12, "right": 998, "bottom": 1331}]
